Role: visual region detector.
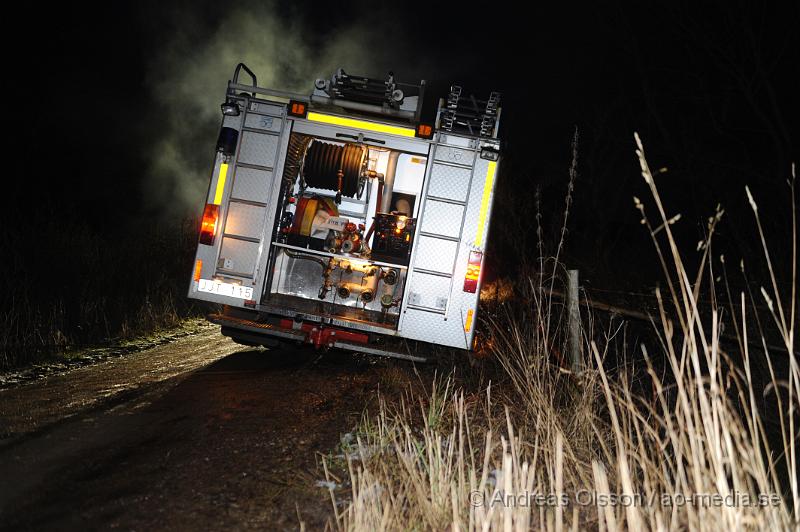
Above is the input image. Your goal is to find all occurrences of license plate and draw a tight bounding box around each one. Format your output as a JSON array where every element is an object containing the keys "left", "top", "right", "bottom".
[{"left": 198, "top": 279, "right": 254, "bottom": 300}]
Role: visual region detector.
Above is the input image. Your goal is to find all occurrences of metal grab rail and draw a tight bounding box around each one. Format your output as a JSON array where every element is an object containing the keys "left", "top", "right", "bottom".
[
  {"left": 232, "top": 63, "right": 257, "bottom": 86},
  {"left": 232, "top": 63, "right": 257, "bottom": 98}
]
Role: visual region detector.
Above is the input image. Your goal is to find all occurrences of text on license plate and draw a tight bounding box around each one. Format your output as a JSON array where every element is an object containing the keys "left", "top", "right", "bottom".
[{"left": 198, "top": 279, "right": 253, "bottom": 300}]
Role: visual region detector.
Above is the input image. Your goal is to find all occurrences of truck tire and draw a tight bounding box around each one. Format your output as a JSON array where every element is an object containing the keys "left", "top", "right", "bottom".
[{"left": 221, "top": 326, "right": 283, "bottom": 349}]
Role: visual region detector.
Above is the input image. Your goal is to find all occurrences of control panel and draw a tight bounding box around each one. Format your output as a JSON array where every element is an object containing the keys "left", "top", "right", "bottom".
[{"left": 370, "top": 213, "right": 417, "bottom": 265}]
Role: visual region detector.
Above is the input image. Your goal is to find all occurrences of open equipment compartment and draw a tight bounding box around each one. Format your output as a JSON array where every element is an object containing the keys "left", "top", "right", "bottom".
[{"left": 264, "top": 131, "right": 428, "bottom": 332}]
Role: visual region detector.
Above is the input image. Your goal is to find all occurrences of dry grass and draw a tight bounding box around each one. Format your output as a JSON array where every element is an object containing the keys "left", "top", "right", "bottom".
[
  {"left": 320, "top": 138, "right": 798, "bottom": 530},
  {"left": 0, "top": 217, "right": 204, "bottom": 369}
]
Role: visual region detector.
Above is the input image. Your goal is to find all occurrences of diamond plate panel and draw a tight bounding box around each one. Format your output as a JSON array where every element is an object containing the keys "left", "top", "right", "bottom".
[
  {"left": 427, "top": 163, "right": 472, "bottom": 202},
  {"left": 433, "top": 145, "right": 475, "bottom": 166},
  {"left": 420, "top": 200, "right": 464, "bottom": 239},
  {"left": 222, "top": 112, "right": 243, "bottom": 130},
  {"left": 438, "top": 134, "right": 472, "bottom": 148},
  {"left": 398, "top": 275, "right": 479, "bottom": 350},
  {"left": 399, "top": 308, "right": 468, "bottom": 349},
  {"left": 238, "top": 131, "right": 279, "bottom": 168},
  {"left": 413, "top": 235, "right": 457, "bottom": 274},
  {"left": 244, "top": 113, "right": 283, "bottom": 133},
  {"left": 460, "top": 157, "right": 496, "bottom": 250},
  {"left": 407, "top": 272, "right": 451, "bottom": 310},
  {"left": 231, "top": 166, "right": 272, "bottom": 204},
  {"left": 218, "top": 237, "right": 260, "bottom": 277},
  {"left": 224, "top": 201, "right": 266, "bottom": 240},
  {"left": 248, "top": 101, "right": 284, "bottom": 115}
]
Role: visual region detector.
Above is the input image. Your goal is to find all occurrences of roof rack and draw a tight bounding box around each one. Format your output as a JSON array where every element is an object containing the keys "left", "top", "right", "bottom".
[
  {"left": 225, "top": 64, "right": 426, "bottom": 124},
  {"left": 312, "top": 69, "right": 425, "bottom": 123}
]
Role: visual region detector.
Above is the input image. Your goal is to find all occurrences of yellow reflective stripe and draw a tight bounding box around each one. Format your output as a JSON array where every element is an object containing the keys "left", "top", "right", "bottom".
[
  {"left": 213, "top": 163, "right": 228, "bottom": 205},
  {"left": 464, "top": 308, "right": 475, "bottom": 333},
  {"left": 307, "top": 112, "right": 416, "bottom": 137},
  {"left": 474, "top": 161, "right": 497, "bottom": 248}
]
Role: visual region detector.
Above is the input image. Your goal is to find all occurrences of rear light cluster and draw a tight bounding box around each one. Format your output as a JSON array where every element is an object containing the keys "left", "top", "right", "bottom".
[
  {"left": 415, "top": 123, "right": 434, "bottom": 139},
  {"left": 463, "top": 251, "right": 483, "bottom": 293},
  {"left": 199, "top": 204, "right": 219, "bottom": 245}
]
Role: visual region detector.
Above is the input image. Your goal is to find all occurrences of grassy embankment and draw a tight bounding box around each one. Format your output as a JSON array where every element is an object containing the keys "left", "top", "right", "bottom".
[
  {"left": 321, "top": 138, "right": 798, "bottom": 531},
  {"left": 0, "top": 217, "right": 204, "bottom": 369}
]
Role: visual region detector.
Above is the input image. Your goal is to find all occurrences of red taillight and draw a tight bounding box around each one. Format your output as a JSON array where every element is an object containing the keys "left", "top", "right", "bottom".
[
  {"left": 199, "top": 204, "right": 219, "bottom": 245},
  {"left": 463, "top": 251, "right": 483, "bottom": 293},
  {"left": 288, "top": 100, "right": 308, "bottom": 118},
  {"left": 415, "top": 123, "right": 434, "bottom": 139}
]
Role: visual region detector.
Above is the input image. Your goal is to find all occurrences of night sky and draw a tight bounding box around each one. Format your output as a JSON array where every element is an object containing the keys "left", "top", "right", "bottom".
[{"left": 9, "top": 0, "right": 799, "bottom": 287}]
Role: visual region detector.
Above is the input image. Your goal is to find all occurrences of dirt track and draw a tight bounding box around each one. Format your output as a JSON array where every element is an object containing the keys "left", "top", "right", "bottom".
[{"left": 0, "top": 327, "right": 421, "bottom": 530}]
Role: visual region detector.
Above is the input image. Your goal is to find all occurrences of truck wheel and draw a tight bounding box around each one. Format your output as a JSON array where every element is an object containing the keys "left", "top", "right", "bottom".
[
  {"left": 229, "top": 336, "right": 260, "bottom": 347},
  {"left": 221, "top": 326, "right": 284, "bottom": 349}
]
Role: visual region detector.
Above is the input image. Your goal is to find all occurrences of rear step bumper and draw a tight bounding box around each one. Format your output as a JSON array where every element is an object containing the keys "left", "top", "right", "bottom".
[{"left": 207, "top": 313, "right": 427, "bottom": 363}]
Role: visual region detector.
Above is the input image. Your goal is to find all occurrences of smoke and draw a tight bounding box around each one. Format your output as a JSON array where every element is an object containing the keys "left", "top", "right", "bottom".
[{"left": 144, "top": 1, "right": 410, "bottom": 219}]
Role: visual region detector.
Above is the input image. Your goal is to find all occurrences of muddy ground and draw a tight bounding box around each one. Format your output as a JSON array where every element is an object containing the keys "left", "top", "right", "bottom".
[{"left": 0, "top": 327, "right": 431, "bottom": 530}]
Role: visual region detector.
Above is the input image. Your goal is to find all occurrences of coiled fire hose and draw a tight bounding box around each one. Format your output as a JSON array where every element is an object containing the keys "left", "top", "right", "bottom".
[{"left": 301, "top": 140, "right": 366, "bottom": 200}]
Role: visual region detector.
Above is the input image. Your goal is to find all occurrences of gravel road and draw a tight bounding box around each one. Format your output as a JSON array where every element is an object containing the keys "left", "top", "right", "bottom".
[{"left": 0, "top": 327, "right": 420, "bottom": 530}]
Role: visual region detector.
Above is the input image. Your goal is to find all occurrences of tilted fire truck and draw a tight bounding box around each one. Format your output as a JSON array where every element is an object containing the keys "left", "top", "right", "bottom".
[{"left": 189, "top": 63, "right": 501, "bottom": 361}]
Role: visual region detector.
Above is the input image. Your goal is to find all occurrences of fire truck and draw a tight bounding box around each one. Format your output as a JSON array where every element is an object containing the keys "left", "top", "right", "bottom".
[{"left": 188, "top": 63, "right": 501, "bottom": 361}]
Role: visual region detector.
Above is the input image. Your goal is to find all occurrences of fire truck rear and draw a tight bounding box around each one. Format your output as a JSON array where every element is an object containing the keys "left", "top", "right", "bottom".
[{"left": 188, "top": 64, "right": 501, "bottom": 361}]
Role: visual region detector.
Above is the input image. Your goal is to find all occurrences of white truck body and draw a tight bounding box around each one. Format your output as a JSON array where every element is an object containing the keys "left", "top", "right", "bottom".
[{"left": 188, "top": 65, "right": 501, "bottom": 361}]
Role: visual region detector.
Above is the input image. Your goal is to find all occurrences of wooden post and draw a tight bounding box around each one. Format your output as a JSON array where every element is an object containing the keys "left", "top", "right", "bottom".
[{"left": 567, "top": 269, "right": 581, "bottom": 373}]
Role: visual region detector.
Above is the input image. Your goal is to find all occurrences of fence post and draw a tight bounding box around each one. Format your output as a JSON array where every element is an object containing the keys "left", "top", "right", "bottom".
[{"left": 567, "top": 269, "right": 582, "bottom": 373}]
